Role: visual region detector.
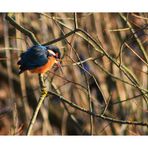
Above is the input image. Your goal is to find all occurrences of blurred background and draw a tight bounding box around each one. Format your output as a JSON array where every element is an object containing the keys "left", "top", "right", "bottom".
[{"left": 0, "top": 13, "right": 147, "bottom": 135}]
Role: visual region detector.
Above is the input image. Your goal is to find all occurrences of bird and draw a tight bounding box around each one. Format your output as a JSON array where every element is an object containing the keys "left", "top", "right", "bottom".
[{"left": 17, "top": 45, "right": 61, "bottom": 74}]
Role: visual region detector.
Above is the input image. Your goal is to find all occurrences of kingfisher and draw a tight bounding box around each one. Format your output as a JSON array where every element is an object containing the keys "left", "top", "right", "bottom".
[{"left": 17, "top": 45, "right": 61, "bottom": 74}]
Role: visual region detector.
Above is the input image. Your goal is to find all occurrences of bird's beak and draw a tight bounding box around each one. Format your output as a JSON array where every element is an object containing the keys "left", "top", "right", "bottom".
[{"left": 55, "top": 59, "right": 64, "bottom": 74}]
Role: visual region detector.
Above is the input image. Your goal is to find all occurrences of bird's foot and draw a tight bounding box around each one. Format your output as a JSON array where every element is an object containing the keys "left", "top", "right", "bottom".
[{"left": 41, "top": 86, "right": 48, "bottom": 96}]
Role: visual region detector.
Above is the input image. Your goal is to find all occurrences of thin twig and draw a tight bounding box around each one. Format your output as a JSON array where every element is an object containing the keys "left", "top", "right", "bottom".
[
  {"left": 26, "top": 74, "right": 48, "bottom": 135},
  {"left": 111, "top": 92, "right": 148, "bottom": 105},
  {"left": 42, "top": 29, "right": 78, "bottom": 46},
  {"left": 105, "top": 27, "right": 130, "bottom": 32},
  {"left": 119, "top": 13, "right": 148, "bottom": 63},
  {"left": 5, "top": 15, "right": 40, "bottom": 45},
  {"left": 48, "top": 90, "right": 148, "bottom": 127},
  {"left": 51, "top": 83, "right": 83, "bottom": 133},
  {"left": 102, "top": 95, "right": 112, "bottom": 115},
  {"left": 94, "top": 60, "right": 148, "bottom": 93},
  {"left": 68, "top": 41, "right": 94, "bottom": 135},
  {"left": 125, "top": 42, "right": 148, "bottom": 66},
  {"left": 131, "top": 13, "right": 148, "bottom": 20},
  {"left": 74, "top": 13, "right": 78, "bottom": 29}
]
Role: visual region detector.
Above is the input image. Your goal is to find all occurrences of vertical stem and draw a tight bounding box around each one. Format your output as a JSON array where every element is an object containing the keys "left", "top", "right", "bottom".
[
  {"left": 26, "top": 74, "right": 48, "bottom": 135},
  {"left": 3, "top": 14, "right": 18, "bottom": 134},
  {"left": 39, "top": 74, "right": 46, "bottom": 89},
  {"left": 74, "top": 13, "right": 78, "bottom": 29},
  {"left": 15, "top": 13, "right": 31, "bottom": 126},
  {"left": 86, "top": 78, "right": 94, "bottom": 135}
]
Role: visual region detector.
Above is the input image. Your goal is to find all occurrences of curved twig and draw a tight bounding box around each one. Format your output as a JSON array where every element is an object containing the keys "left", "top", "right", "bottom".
[
  {"left": 48, "top": 90, "right": 148, "bottom": 127},
  {"left": 5, "top": 15, "right": 40, "bottom": 45}
]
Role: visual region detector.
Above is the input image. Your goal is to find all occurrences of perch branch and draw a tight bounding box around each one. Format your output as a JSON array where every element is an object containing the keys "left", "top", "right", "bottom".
[{"left": 26, "top": 74, "right": 48, "bottom": 135}]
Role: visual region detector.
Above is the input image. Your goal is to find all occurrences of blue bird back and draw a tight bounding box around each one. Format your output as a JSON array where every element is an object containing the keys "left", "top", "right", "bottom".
[{"left": 17, "top": 45, "right": 49, "bottom": 74}]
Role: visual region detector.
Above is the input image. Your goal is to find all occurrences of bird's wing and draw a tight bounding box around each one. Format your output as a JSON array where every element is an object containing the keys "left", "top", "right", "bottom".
[{"left": 17, "top": 45, "right": 48, "bottom": 72}]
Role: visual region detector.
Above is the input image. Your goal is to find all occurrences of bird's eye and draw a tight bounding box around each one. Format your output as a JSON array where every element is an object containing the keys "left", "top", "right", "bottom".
[{"left": 55, "top": 53, "right": 59, "bottom": 59}]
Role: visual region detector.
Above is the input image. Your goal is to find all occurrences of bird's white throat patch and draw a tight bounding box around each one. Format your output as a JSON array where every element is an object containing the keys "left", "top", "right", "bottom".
[{"left": 48, "top": 50, "right": 56, "bottom": 56}]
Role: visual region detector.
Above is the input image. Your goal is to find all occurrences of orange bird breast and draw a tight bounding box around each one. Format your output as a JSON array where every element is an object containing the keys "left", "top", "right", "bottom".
[{"left": 30, "top": 56, "right": 56, "bottom": 73}]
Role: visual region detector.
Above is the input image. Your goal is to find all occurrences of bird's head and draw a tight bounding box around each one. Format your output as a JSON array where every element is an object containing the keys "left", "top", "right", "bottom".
[
  {"left": 46, "top": 45, "right": 61, "bottom": 59},
  {"left": 46, "top": 45, "right": 62, "bottom": 70}
]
